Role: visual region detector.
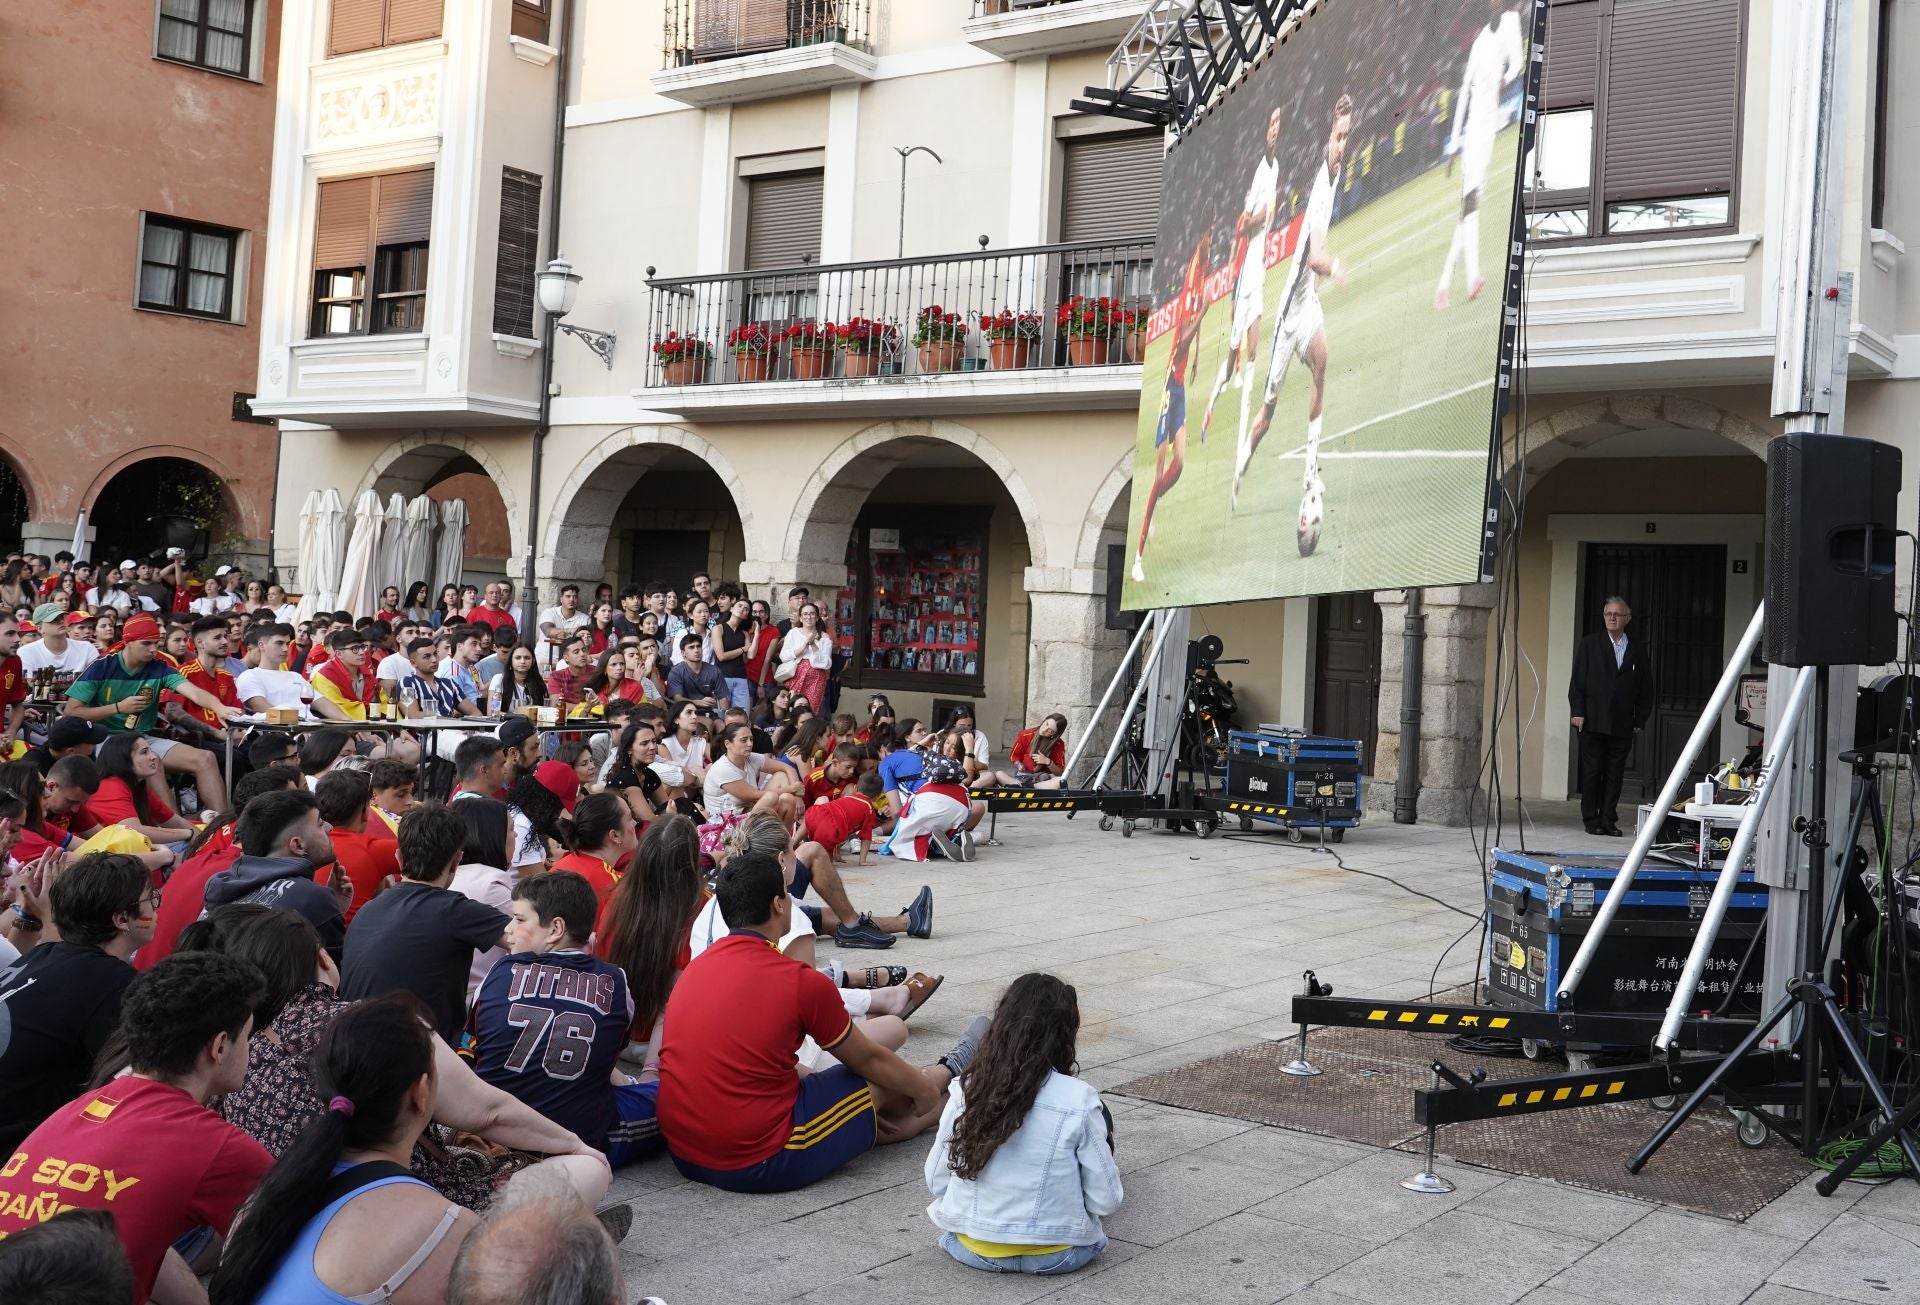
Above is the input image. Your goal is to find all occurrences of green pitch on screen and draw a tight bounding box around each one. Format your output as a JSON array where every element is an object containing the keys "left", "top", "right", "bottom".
[{"left": 1120, "top": 0, "right": 1525, "bottom": 612}]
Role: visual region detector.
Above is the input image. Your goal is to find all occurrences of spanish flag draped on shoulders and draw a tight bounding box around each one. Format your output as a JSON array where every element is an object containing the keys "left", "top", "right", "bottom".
[{"left": 308, "top": 630, "right": 380, "bottom": 720}]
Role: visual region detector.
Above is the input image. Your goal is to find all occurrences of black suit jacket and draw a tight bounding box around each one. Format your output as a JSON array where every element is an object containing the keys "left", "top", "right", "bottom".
[{"left": 1568, "top": 631, "right": 1653, "bottom": 738}]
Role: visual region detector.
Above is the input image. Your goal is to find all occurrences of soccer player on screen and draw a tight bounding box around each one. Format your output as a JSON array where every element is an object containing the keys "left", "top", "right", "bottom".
[
  {"left": 1195, "top": 106, "right": 1284, "bottom": 453},
  {"left": 1131, "top": 229, "right": 1213, "bottom": 584},
  {"left": 1235, "top": 93, "right": 1351, "bottom": 558},
  {"left": 1434, "top": 0, "right": 1525, "bottom": 310}
]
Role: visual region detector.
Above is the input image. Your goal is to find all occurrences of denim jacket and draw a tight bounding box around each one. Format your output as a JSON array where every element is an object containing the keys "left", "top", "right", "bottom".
[{"left": 923, "top": 1071, "right": 1123, "bottom": 1246}]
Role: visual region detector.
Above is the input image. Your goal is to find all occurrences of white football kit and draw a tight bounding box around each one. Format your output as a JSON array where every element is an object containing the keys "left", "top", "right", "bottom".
[
  {"left": 1229, "top": 153, "right": 1281, "bottom": 348},
  {"left": 1454, "top": 10, "right": 1525, "bottom": 198},
  {"left": 1264, "top": 161, "right": 1337, "bottom": 404}
]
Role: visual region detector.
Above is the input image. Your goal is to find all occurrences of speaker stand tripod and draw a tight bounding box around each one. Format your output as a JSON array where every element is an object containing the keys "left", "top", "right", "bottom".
[{"left": 1627, "top": 666, "right": 1920, "bottom": 1181}]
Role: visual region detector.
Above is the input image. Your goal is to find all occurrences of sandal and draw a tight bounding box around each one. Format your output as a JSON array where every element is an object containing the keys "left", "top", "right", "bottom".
[
  {"left": 865, "top": 965, "right": 909, "bottom": 989},
  {"left": 901, "top": 972, "right": 944, "bottom": 1019}
]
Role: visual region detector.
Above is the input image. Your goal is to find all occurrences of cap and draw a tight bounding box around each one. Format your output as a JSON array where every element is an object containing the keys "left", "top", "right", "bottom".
[
  {"left": 48, "top": 717, "right": 110, "bottom": 749},
  {"left": 497, "top": 717, "right": 537, "bottom": 750},
  {"left": 119, "top": 559, "right": 138, "bottom": 572},
  {"left": 64, "top": 611, "right": 94, "bottom": 627},
  {"left": 533, "top": 759, "right": 580, "bottom": 812},
  {"left": 215, "top": 565, "right": 233, "bottom": 577},
  {"left": 16, "top": 621, "right": 35, "bottom": 635}
]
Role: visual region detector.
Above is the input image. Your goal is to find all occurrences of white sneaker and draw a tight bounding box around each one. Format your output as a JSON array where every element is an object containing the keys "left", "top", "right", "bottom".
[{"left": 1130, "top": 551, "right": 1146, "bottom": 583}]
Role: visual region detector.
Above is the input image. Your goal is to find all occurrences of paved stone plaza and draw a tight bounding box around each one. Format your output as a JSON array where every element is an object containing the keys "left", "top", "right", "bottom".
[{"left": 603, "top": 808, "right": 1920, "bottom": 1304}]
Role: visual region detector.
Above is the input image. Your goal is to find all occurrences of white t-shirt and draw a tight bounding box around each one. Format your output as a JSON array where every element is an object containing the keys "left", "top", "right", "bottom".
[
  {"left": 235, "top": 667, "right": 314, "bottom": 714},
  {"left": 1281, "top": 161, "right": 1337, "bottom": 321},
  {"left": 687, "top": 893, "right": 811, "bottom": 961},
  {"left": 189, "top": 595, "right": 240, "bottom": 616},
  {"left": 662, "top": 733, "right": 707, "bottom": 776},
  {"left": 20, "top": 638, "right": 98, "bottom": 677},
  {"left": 451, "top": 861, "right": 516, "bottom": 997},
  {"left": 536, "top": 607, "right": 591, "bottom": 668},
  {"left": 84, "top": 588, "right": 131, "bottom": 612},
  {"left": 703, "top": 754, "right": 763, "bottom": 816},
  {"left": 779, "top": 627, "right": 833, "bottom": 671},
  {"left": 375, "top": 651, "right": 412, "bottom": 684},
  {"left": 272, "top": 603, "right": 299, "bottom": 624}
]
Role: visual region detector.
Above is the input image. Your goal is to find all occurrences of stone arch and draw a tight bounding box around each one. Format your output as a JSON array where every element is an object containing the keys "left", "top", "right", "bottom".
[
  {"left": 1507, "top": 394, "right": 1775, "bottom": 480},
  {"left": 1074, "top": 448, "right": 1137, "bottom": 573},
  {"left": 82, "top": 443, "right": 256, "bottom": 537},
  {"left": 541, "top": 426, "right": 754, "bottom": 583},
  {"left": 784, "top": 419, "right": 1049, "bottom": 574},
  {"left": 0, "top": 433, "right": 40, "bottom": 523},
  {"left": 355, "top": 433, "right": 523, "bottom": 563}
]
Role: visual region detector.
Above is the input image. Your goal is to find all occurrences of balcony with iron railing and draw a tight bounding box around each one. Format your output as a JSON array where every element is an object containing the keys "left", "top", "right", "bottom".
[
  {"left": 962, "top": 0, "right": 1150, "bottom": 59},
  {"left": 635, "top": 238, "right": 1152, "bottom": 418},
  {"left": 652, "top": 0, "right": 878, "bottom": 105}
]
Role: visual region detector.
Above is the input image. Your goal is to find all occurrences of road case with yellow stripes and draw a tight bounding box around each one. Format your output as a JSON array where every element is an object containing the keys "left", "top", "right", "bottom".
[{"left": 1220, "top": 729, "right": 1363, "bottom": 840}]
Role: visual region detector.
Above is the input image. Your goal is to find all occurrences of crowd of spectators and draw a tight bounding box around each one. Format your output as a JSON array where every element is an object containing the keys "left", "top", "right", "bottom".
[{"left": 0, "top": 547, "right": 1114, "bottom": 1302}]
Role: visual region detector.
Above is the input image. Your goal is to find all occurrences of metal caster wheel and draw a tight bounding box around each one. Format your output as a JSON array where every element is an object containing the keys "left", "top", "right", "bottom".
[
  {"left": 1197, "top": 821, "right": 1216, "bottom": 840},
  {"left": 1648, "top": 1094, "right": 1680, "bottom": 1112},
  {"left": 1566, "top": 1050, "right": 1597, "bottom": 1074},
  {"left": 1520, "top": 1038, "right": 1544, "bottom": 1061},
  {"left": 1122, "top": 820, "right": 1135, "bottom": 838},
  {"left": 1240, "top": 816, "right": 1254, "bottom": 832},
  {"left": 1098, "top": 814, "right": 1113, "bottom": 833},
  {"left": 1733, "top": 1110, "right": 1768, "bottom": 1148},
  {"left": 1330, "top": 827, "right": 1345, "bottom": 844},
  {"left": 1287, "top": 827, "right": 1305, "bottom": 844}
]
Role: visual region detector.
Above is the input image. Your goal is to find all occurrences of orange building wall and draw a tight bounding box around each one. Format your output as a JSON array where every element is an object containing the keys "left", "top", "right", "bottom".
[{"left": 0, "top": 3, "right": 282, "bottom": 548}]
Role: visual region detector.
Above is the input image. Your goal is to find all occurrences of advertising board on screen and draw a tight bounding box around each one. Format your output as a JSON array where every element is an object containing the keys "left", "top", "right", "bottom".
[{"left": 1121, "top": 0, "right": 1541, "bottom": 610}]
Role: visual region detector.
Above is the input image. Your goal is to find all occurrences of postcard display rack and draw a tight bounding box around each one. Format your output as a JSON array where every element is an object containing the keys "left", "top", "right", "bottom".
[{"left": 835, "top": 528, "right": 984, "bottom": 680}]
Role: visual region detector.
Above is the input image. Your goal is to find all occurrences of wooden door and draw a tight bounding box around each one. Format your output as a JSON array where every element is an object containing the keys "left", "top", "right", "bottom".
[
  {"left": 1313, "top": 593, "right": 1382, "bottom": 772},
  {"left": 1576, "top": 543, "right": 1727, "bottom": 802}
]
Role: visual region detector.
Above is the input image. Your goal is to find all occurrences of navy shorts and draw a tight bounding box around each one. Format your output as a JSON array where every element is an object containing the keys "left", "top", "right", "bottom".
[
  {"left": 1155, "top": 375, "right": 1186, "bottom": 448},
  {"left": 670, "top": 1065, "right": 876, "bottom": 1194},
  {"left": 607, "top": 1079, "right": 663, "bottom": 1167}
]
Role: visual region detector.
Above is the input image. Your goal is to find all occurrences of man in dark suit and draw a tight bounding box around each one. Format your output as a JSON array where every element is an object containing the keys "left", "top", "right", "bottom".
[{"left": 1569, "top": 595, "right": 1654, "bottom": 836}]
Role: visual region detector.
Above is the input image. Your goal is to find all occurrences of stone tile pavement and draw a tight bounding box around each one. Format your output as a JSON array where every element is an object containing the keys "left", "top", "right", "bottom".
[{"left": 605, "top": 806, "right": 1920, "bottom": 1304}]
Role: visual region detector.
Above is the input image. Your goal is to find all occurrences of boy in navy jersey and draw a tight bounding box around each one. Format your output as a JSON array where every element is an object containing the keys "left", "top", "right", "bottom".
[{"left": 466, "top": 870, "right": 661, "bottom": 1164}]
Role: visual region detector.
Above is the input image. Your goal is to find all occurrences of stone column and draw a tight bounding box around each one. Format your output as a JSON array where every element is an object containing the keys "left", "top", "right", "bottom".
[
  {"left": 1367, "top": 584, "right": 1496, "bottom": 826},
  {"left": 1025, "top": 565, "right": 1131, "bottom": 782},
  {"left": 737, "top": 558, "right": 850, "bottom": 611}
]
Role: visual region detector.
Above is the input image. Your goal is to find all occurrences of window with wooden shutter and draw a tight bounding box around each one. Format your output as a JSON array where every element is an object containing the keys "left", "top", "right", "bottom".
[
  {"left": 493, "top": 168, "right": 543, "bottom": 339},
  {"left": 327, "top": 0, "right": 441, "bottom": 57},
  {"left": 309, "top": 167, "right": 434, "bottom": 338},
  {"left": 1527, "top": 0, "right": 1744, "bottom": 242},
  {"left": 1059, "top": 130, "right": 1164, "bottom": 244},
  {"left": 743, "top": 171, "right": 824, "bottom": 270},
  {"left": 511, "top": 0, "right": 550, "bottom": 42}
]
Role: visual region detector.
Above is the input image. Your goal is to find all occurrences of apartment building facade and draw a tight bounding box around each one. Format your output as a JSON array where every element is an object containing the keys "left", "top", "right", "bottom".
[
  {"left": 252, "top": 0, "right": 1920, "bottom": 814},
  {"left": 1, "top": 2, "right": 284, "bottom": 568}
]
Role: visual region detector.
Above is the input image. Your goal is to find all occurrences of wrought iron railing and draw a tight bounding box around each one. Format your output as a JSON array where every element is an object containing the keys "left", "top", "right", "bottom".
[
  {"left": 969, "top": 0, "right": 1097, "bottom": 16},
  {"left": 662, "top": 0, "right": 874, "bottom": 66},
  {"left": 641, "top": 238, "right": 1155, "bottom": 388}
]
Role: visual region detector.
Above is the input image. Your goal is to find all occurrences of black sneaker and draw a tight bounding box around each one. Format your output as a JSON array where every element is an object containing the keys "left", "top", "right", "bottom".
[
  {"left": 938, "top": 1015, "right": 991, "bottom": 1079},
  {"left": 833, "top": 913, "right": 895, "bottom": 949},
  {"left": 957, "top": 829, "right": 978, "bottom": 862},
  {"left": 928, "top": 829, "right": 962, "bottom": 861},
  {"left": 904, "top": 886, "right": 933, "bottom": 939}
]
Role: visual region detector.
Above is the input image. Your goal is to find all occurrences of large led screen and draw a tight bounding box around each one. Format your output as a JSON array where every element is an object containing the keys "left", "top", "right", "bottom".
[{"left": 1121, "top": 0, "right": 1538, "bottom": 608}]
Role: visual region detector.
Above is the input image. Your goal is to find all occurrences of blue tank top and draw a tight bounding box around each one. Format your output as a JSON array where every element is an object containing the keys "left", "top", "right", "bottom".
[{"left": 251, "top": 1169, "right": 456, "bottom": 1305}]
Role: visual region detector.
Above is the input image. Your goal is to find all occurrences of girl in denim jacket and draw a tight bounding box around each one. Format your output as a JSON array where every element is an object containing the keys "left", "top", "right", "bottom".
[{"left": 924, "top": 973, "right": 1122, "bottom": 1274}]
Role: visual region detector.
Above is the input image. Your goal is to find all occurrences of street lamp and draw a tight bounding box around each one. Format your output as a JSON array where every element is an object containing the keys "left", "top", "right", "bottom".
[
  {"left": 894, "top": 145, "right": 943, "bottom": 258},
  {"left": 537, "top": 254, "right": 617, "bottom": 369}
]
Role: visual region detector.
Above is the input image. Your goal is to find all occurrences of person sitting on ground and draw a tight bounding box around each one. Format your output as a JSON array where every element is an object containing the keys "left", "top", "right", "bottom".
[
  {"left": 195, "top": 906, "right": 600, "bottom": 1216},
  {"left": 3, "top": 756, "right": 99, "bottom": 863},
  {"left": 882, "top": 740, "right": 981, "bottom": 864},
  {"left": 702, "top": 722, "right": 804, "bottom": 823},
  {"left": 341, "top": 802, "right": 512, "bottom": 1042},
  {"left": 21, "top": 714, "right": 106, "bottom": 779},
  {"left": 448, "top": 1175, "right": 655, "bottom": 1305},
  {"left": 504, "top": 760, "right": 576, "bottom": 871},
  {"left": 596, "top": 814, "right": 711, "bottom": 1058},
  {"left": 719, "top": 809, "right": 929, "bottom": 954},
  {"left": 555, "top": 739, "right": 601, "bottom": 798},
  {"left": 657, "top": 850, "right": 981, "bottom": 1194},
  {"left": 0, "top": 1207, "right": 135, "bottom": 1305},
  {"left": 664, "top": 632, "right": 727, "bottom": 713},
  {"left": 945, "top": 707, "right": 992, "bottom": 785},
  {"left": 317, "top": 769, "right": 399, "bottom": 925},
  {"left": 0, "top": 952, "right": 274, "bottom": 1305},
  {"left": 977, "top": 713, "right": 1070, "bottom": 791},
  {"left": 803, "top": 742, "right": 860, "bottom": 807},
  {"left": 603, "top": 719, "right": 672, "bottom": 827},
  {"left": 368, "top": 756, "right": 418, "bottom": 835},
  {"left": 550, "top": 791, "right": 637, "bottom": 908},
  {"left": 451, "top": 795, "right": 517, "bottom": 997},
  {"left": 86, "top": 733, "right": 195, "bottom": 854},
  {"left": 805, "top": 770, "right": 886, "bottom": 867},
  {"left": 468, "top": 872, "right": 663, "bottom": 1165},
  {"left": 0, "top": 853, "right": 152, "bottom": 1155},
  {"left": 137, "top": 766, "right": 304, "bottom": 971},
  {"left": 202, "top": 786, "right": 349, "bottom": 960},
  {"left": 209, "top": 994, "right": 611, "bottom": 1305},
  {"left": 925, "top": 972, "right": 1122, "bottom": 1275}
]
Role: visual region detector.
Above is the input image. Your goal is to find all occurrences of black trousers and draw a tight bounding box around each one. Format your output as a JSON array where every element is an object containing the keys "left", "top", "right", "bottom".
[{"left": 1576, "top": 729, "right": 1634, "bottom": 829}]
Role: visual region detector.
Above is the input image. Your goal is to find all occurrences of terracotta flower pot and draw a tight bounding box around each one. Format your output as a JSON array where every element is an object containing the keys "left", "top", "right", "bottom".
[
  {"left": 1126, "top": 328, "right": 1146, "bottom": 364},
  {"left": 842, "top": 350, "right": 882, "bottom": 377},
  {"left": 917, "top": 340, "right": 964, "bottom": 373},
  {"left": 660, "top": 357, "right": 707, "bottom": 385},
  {"left": 734, "top": 351, "right": 771, "bottom": 382},
  {"left": 987, "top": 337, "right": 1032, "bottom": 370},
  {"left": 1066, "top": 335, "right": 1109, "bottom": 367},
  {"left": 790, "top": 345, "right": 833, "bottom": 380}
]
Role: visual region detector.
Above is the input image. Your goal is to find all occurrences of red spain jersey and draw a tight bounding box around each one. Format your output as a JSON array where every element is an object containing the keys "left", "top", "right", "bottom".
[
  {"left": 802, "top": 766, "right": 847, "bottom": 805},
  {"left": 163, "top": 658, "right": 239, "bottom": 727}
]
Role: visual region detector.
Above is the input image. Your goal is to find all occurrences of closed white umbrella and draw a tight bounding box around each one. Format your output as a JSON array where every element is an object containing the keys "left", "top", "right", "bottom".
[
  {"left": 433, "top": 498, "right": 469, "bottom": 597},
  {"left": 336, "top": 490, "right": 384, "bottom": 618},
  {"left": 293, "top": 490, "right": 323, "bottom": 621},
  {"left": 70, "top": 509, "right": 89, "bottom": 562},
  {"left": 401, "top": 494, "right": 438, "bottom": 600},
  {"left": 378, "top": 491, "right": 409, "bottom": 600},
  {"left": 311, "top": 489, "right": 348, "bottom": 614}
]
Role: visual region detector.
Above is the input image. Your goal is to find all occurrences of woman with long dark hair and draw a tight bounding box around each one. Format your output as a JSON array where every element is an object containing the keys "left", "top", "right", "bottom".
[
  {"left": 402, "top": 581, "right": 434, "bottom": 625},
  {"left": 432, "top": 583, "right": 462, "bottom": 630},
  {"left": 754, "top": 684, "right": 793, "bottom": 734},
  {"left": 94, "top": 733, "right": 195, "bottom": 846},
  {"left": 209, "top": 994, "right": 609, "bottom": 1305},
  {"left": 450, "top": 795, "right": 516, "bottom": 995},
  {"left": 926, "top": 973, "right": 1121, "bottom": 1275},
  {"left": 587, "top": 600, "right": 616, "bottom": 655},
  {"left": 775, "top": 600, "right": 833, "bottom": 712},
  {"left": 596, "top": 814, "right": 709, "bottom": 1054},
  {"left": 486, "top": 642, "right": 548, "bottom": 714},
  {"left": 552, "top": 790, "right": 638, "bottom": 908},
  {"left": 582, "top": 645, "right": 643, "bottom": 711},
  {"left": 742, "top": 597, "right": 781, "bottom": 702}
]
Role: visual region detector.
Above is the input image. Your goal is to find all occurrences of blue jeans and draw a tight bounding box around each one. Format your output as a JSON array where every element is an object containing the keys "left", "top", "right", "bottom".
[
  {"left": 939, "top": 1232, "right": 1107, "bottom": 1275},
  {"left": 725, "top": 677, "right": 752, "bottom": 709}
]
